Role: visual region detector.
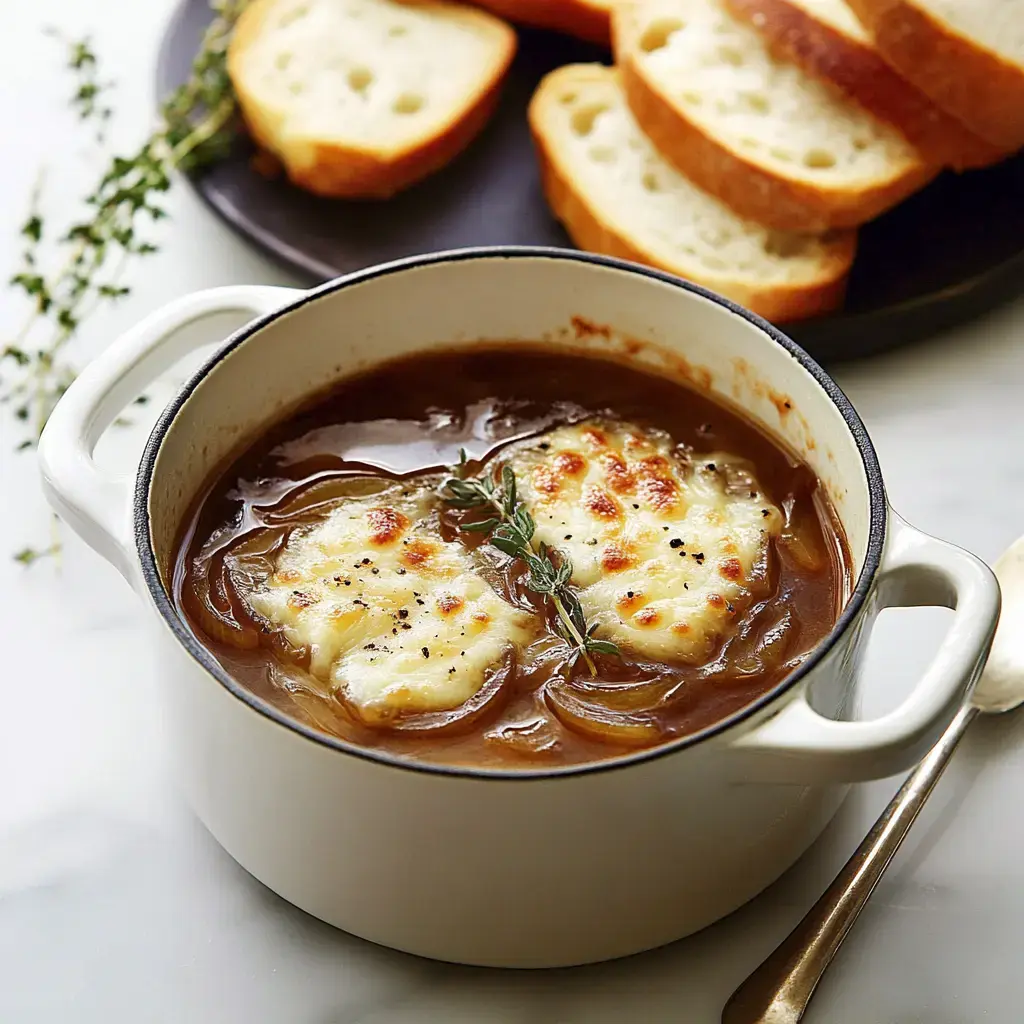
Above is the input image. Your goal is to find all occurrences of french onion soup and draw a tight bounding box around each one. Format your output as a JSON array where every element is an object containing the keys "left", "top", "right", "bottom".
[{"left": 175, "top": 347, "right": 852, "bottom": 768}]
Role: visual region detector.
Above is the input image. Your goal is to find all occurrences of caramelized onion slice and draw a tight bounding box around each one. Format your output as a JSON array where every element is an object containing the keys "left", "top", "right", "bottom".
[
  {"left": 545, "top": 679, "right": 664, "bottom": 747},
  {"left": 485, "top": 713, "right": 562, "bottom": 758},
  {"left": 257, "top": 473, "right": 396, "bottom": 526},
  {"left": 779, "top": 494, "right": 827, "bottom": 573},
  {"left": 187, "top": 527, "right": 286, "bottom": 650}
]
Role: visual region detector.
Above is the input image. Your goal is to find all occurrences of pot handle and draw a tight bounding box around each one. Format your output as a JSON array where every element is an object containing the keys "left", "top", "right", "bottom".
[
  {"left": 730, "top": 512, "right": 999, "bottom": 783},
  {"left": 38, "top": 285, "right": 302, "bottom": 587}
]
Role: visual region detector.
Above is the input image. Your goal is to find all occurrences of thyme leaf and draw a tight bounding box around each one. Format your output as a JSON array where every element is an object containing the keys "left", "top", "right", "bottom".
[
  {"left": 4, "top": 2, "right": 251, "bottom": 562},
  {"left": 440, "top": 449, "right": 621, "bottom": 674}
]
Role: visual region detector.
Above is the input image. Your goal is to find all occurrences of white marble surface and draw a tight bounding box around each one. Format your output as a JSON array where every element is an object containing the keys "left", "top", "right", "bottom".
[{"left": 2, "top": 2, "right": 1023, "bottom": 1020}]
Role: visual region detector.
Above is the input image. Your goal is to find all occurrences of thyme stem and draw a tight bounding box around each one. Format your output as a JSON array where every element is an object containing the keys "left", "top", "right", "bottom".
[
  {"left": 4, "top": 1, "right": 251, "bottom": 565},
  {"left": 440, "top": 451, "right": 620, "bottom": 675}
]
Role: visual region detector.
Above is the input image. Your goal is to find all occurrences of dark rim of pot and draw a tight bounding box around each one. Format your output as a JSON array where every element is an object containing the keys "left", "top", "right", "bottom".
[{"left": 135, "top": 247, "right": 887, "bottom": 781}]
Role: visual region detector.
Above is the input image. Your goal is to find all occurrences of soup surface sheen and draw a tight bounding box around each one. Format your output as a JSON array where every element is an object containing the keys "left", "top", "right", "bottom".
[{"left": 175, "top": 347, "right": 852, "bottom": 768}]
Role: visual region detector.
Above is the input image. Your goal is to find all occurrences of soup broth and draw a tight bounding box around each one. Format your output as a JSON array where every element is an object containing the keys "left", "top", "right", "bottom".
[{"left": 175, "top": 347, "right": 852, "bottom": 768}]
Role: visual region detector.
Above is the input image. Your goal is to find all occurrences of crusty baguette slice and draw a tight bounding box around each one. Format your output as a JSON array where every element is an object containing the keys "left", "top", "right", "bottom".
[
  {"left": 724, "top": 0, "right": 1005, "bottom": 169},
  {"left": 528, "top": 64, "right": 857, "bottom": 322},
  {"left": 469, "top": 0, "right": 614, "bottom": 44},
  {"left": 228, "top": 0, "right": 517, "bottom": 198},
  {"left": 613, "top": 0, "right": 938, "bottom": 232},
  {"left": 844, "top": 0, "right": 1024, "bottom": 152}
]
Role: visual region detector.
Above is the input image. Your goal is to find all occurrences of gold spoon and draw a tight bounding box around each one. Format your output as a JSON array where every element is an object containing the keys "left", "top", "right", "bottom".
[{"left": 722, "top": 535, "right": 1021, "bottom": 1024}]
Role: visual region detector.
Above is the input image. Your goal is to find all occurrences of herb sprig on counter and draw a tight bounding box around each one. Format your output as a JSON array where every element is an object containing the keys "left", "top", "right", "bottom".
[
  {"left": 3, "top": 1, "right": 250, "bottom": 564},
  {"left": 441, "top": 451, "right": 620, "bottom": 675}
]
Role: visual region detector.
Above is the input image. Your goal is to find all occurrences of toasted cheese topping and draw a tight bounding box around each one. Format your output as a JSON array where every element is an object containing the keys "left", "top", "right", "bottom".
[
  {"left": 507, "top": 422, "right": 783, "bottom": 663},
  {"left": 247, "top": 485, "right": 537, "bottom": 720}
]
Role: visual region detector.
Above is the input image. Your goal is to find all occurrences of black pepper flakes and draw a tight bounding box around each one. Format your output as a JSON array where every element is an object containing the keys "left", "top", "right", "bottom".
[
  {"left": 669, "top": 538, "right": 684, "bottom": 549},
  {"left": 421, "top": 647, "right": 430, "bottom": 659},
  {"left": 761, "top": 509, "right": 770, "bottom": 518},
  {"left": 398, "top": 609, "right": 409, "bottom": 619},
  {"left": 371, "top": 568, "right": 379, "bottom": 575},
  {"left": 416, "top": 598, "right": 425, "bottom": 606},
  {"left": 586, "top": 538, "right": 598, "bottom": 546},
  {"left": 564, "top": 534, "right": 573, "bottom": 540},
  {"left": 692, "top": 552, "right": 705, "bottom": 564},
  {"left": 632, "top": 503, "right": 640, "bottom": 510},
  {"left": 361, "top": 558, "right": 371, "bottom": 565},
  {"left": 705, "top": 462, "right": 717, "bottom": 471},
  {"left": 397, "top": 568, "right": 407, "bottom": 575},
  {"left": 539, "top": 442, "right": 551, "bottom": 450}
]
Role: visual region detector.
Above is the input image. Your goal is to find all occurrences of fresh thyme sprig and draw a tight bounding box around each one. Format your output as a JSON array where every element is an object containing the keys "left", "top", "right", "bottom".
[
  {"left": 3, "top": 1, "right": 250, "bottom": 564},
  {"left": 47, "top": 30, "right": 115, "bottom": 137},
  {"left": 441, "top": 451, "right": 620, "bottom": 675}
]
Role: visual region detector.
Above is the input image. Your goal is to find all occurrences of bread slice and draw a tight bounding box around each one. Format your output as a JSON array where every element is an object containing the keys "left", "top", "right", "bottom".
[
  {"left": 844, "top": 0, "right": 1024, "bottom": 152},
  {"left": 724, "top": 0, "right": 1005, "bottom": 168},
  {"left": 469, "top": 0, "right": 614, "bottom": 44},
  {"left": 228, "top": 0, "right": 517, "bottom": 198},
  {"left": 613, "top": 0, "right": 937, "bottom": 231},
  {"left": 528, "top": 64, "right": 857, "bottom": 322}
]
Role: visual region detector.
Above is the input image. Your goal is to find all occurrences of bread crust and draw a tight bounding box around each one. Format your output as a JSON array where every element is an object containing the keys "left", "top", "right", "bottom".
[
  {"left": 845, "top": 0, "right": 1024, "bottom": 152},
  {"left": 470, "top": 0, "right": 612, "bottom": 45},
  {"left": 724, "top": 0, "right": 1005, "bottom": 169},
  {"left": 228, "top": 0, "right": 518, "bottom": 199},
  {"left": 613, "top": 4, "right": 937, "bottom": 232},
  {"left": 528, "top": 66, "right": 857, "bottom": 323}
]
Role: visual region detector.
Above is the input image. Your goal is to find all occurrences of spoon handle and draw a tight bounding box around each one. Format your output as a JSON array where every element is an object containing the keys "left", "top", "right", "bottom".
[{"left": 722, "top": 702, "right": 979, "bottom": 1024}]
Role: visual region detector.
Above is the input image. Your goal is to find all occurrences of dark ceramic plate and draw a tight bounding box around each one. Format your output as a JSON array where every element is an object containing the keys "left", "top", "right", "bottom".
[{"left": 157, "top": 0, "right": 1024, "bottom": 363}]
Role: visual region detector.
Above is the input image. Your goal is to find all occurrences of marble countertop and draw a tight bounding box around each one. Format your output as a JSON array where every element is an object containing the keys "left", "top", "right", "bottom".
[{"left": 2, "top": 2, "right": 1023, "bottom": 1021}]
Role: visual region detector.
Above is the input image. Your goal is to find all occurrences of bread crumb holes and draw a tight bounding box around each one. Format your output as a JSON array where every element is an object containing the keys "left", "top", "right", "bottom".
[
  {"left": 764, "top": 233, "right": 808, "bottom": 257},
  {"left": 640, "top": 18, "right": 684, "bottom": 53},
  {"left": 348, "top": 67, "right": 373, "bottom": 94},
  {"left": 394, "top": 93, "right": 424, "bottom": 114},
  {"left": 804, "top": 148, "right": 836, "bottom": 168},
  {"left": 571, "top": 104, "right": 607, "bottom": 137}
]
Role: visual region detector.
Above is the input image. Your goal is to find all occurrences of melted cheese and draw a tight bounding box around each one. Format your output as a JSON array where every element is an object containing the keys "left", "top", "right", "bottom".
[
  {"left": 507, "top": 422, "right": 783, "bottom": 663},
  {"left": 248, "top": 485, "right": 538, "bottom": 720}
]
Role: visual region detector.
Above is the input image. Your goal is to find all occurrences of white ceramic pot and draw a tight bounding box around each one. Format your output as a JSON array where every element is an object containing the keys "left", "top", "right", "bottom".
[{"left": 38, "top": 249, "right": 999, "bottom": 969}]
